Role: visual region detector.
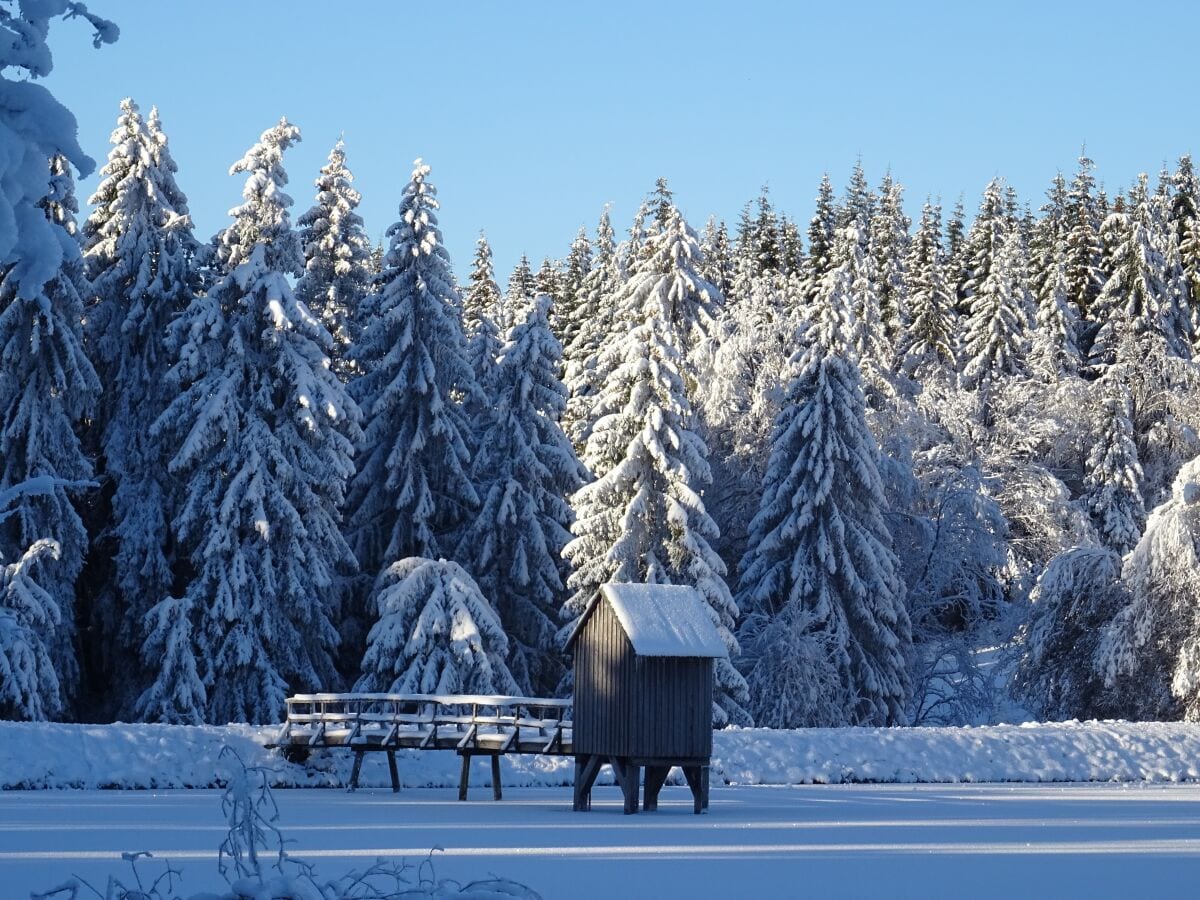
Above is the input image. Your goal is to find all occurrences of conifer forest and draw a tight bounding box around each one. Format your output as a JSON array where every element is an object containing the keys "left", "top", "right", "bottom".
[{"left": 7, "top": 1, "right": 1200, "bottom": 737}]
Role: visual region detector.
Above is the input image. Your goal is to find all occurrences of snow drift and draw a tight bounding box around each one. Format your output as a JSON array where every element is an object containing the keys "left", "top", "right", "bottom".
[{"left": 5, "top": 720, "right": 1200, "bottom": 790}]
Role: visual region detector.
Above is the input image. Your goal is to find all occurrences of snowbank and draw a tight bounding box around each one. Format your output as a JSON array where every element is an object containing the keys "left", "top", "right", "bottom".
[{"left": 4, "top": 720, "right": 1200, "bottom": 790}]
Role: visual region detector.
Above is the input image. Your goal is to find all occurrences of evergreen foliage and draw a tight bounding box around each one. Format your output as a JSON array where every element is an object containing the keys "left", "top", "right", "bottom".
[
  {"left": 295, "top": 139, "right": 373, "bottom": 382},
  {"left": 147, "top": 119, "right": 359, "bottom": 724}
]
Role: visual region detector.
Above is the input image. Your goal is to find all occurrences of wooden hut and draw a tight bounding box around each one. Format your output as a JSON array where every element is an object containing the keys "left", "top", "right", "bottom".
[{"left": 566, "top": 583, "right": 726, "bottom": 814}]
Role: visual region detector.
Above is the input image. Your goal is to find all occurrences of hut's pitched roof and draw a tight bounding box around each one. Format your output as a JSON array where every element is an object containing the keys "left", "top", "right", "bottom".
[{"left": 566, "top": 583, "right": 728, "bottom": 658}]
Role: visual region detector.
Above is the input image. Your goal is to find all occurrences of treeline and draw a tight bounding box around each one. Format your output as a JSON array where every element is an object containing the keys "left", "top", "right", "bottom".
[{"left": 3, "top": 4, "right": 1200, "bottom": 729}]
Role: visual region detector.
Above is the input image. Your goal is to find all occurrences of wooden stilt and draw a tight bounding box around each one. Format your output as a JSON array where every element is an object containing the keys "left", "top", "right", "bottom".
[
  {"left": 682, "top": 766, "right": 703, "bottom": 814},
  {"left": 348, "top": 749, "right": 365, "bottom": 793},
  {"left": 643, "top": 766, "right": 670, "bottom": 811},
  {"left": 623, "top": 763, "right": 641, "bottom": 815},
  {"left": 491, "top": 754, "right": 502, "bottom": 801},
  {"left": 573, "top": 754, "right": 601, "bottom": 811},
  {"left": 701, "top": 765, "right": 710, "bottom": 810},
  {"left": 458, "top": 753, "right": 471, "bottom": 801},
  {"left": 387, "top": 750, "right": 400, "bottom": 793}
]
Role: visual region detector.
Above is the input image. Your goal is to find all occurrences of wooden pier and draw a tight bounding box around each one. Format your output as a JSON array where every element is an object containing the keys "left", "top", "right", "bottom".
[{"left": 271, "top": 692, "right": 572, "bottom": 798}]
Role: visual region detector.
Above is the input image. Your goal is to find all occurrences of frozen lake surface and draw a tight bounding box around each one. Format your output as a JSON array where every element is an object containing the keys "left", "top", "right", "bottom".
[{"left": 5, "top": 782, "right": 1200, "bottom": 898}]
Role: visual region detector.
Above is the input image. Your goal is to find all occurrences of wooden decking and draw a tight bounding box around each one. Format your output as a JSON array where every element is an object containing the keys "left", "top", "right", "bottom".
[{"left": 270, "top": 692, "right": 573, "bottom": 798}]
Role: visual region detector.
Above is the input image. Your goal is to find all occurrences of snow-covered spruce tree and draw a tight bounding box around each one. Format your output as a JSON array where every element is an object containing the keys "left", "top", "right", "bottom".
[
  {"left": 0, "top": 533, "right": 62, "bottom": 721},
  {"left": 961, "top": 220, "right": 1030, "bottom": 395},
  {"left": 700, "top": 216, "right": 734, "bottom": 301},
  {"left": 821, "top": 224, "right": 897, "bottom": 407},
  {"left": 1171, "top": 155, "right": 1200, "bottom": 326},
  {"left": 0, "top": 1, "right": 115, "bottom": 719},
  {"left": 504, "top": 253, "right": 536, "bottom": 331},
  {"left": 148, "top": 119, "right": 360, "bottom": 724},
  {"left": 81, "top": 99, "right": 198, "bottom": 713},
  {"left": 462, "top": 233, "right": 504, "bottom": 401},
  {"left": 1012, "top": 545, "right": 1127, "bottom": 721},
  {"left": 1064, "top": 152, "right": 1104, "bottom": 320},
  {"left": 802, "top": 173, "right": 837, "bottom": 307},
  {"left": 840, "top": 158, "right": 876, "bottom": 231},
  {"left": 735, "top": 247, "right": 912, "bottom": 728},
  {"left": 902, "top": 199, "right": 957, "bottom": 377},
  {"left": 356, "top": 557, "right": 519, "bottom": 696},
  {"left": 1028, "top": 172, "right": 1069, "bottom": 300},
  {"left": 621, "top": 203, "right": 720, "bottom": 371},
  {"left": 0, "top": 153, "right": 100, "bottom": 708},
  {"left": 562, "top": 215, "right": 750, "bottom": 725},
  {"left": 551, "top": 226, "right": 592, "bottom": 352},
  {"left": 456, "top": 296, "right": 585, "bottom": 694},
  {"left": 295, "top": 138, "right": 373, "bottom": 382},
  {"left": 1090, "top": 175, "right": 1191, "bottom": 366},
  {"left": 1098, "top": 456, "right": 1200, "bottom": 720},
  {"left": 870, "top": 172, "right": 910, "bottom": 340},
  {"left": 346, "top": 160, "right": 478, "bottom": 607},
  {"left": 1029, "top": 241, "right": 1082, "bottom": 379},
  {"left": 562, "top": 207, "right": 621, "bottom": 449},
  {"left": 1084, "top": 389, "right": 1146, "bottom": 555}
]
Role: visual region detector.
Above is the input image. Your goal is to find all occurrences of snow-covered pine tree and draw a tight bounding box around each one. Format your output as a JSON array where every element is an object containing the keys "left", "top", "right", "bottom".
[
  {"left": 504, "top": 253, "right": 536, "bottom": 331},
  {"left": 945, "top": 195, "right": 969, "bottom": 313},
  {"left": 1084, "top": 389, "right": 1146, "bottom": 554},
  {"left": 0, "top": 153, "right": 100, "bottom": 709},
  {"left": 0, "top": 0, "right": 116, "bottom": 720},
  {"left": 0, "top": 532, "right": 62, "bottom": 721},
  {"left": 630, "top": 203, "right": 720, "bottom": 364},
  {"left": 700, "top": 216, "right": 735, "bottom": 300},
  {"left": 1029, "top": 241, "right": 1083, "bottom": 378},
  {"left": 802, "top": 173, "right": 837, "bottom": 308},
  {"left": 552, "top": 226, "right": 592, "bottom": 352},
  {"left": 562, "top": 207, "right": 621, "bottom": 449},
  {"left": 295, "top": 138, "right": 373, "bottom": 382},
  {"left": 736, "top": 254, "right": 912, "bottom": 728},
  {"left": 1013, "top": 545, "right": 1127, "bottom": 721},
  {"left": 1099, "top": 455, "right": 1200, "bottom": 720},
  {"left": 780, "top": 216, "right": 803, "bottom": 278},
  {"left": 562, "top": 209, "right": 750, "bottom": 724},
  {"left": 961, "top": 188, "right": 1030, "bottom": 393},
  {"left": 1027, "top": 172, "right": 1068, "bottom": 311},
  {"left": 456, "top": 296, "right": 585, "bottom": 694},
  {"left": 902, "top": 199, "right": 957, "bottom": 376},
  {"left": 1065, "top": 152, "right": 1105, "bottom": 320},
  {"left": 535, "top": 256, "right": 561, "bottom": 302},
  {"left": 462, "top": 233, "right": 504, "bottom": 402},
  {"left": 823, "top": 224, "right": 896, "bottom": 406},
  {"left": 346, "top": 159, "right": 478, "bottom": 601},
  {"left": 356, "top": 557, "right": 519, "bottom": 696},
  {"left": 148, "top": 119, "right": 360, "bottom": 724},
  {"left": 81, "top": 99, "right": 198, "bottom": 713},
  {"left": 870, "top": 172, "right": 910, "bottom": 339},
  {"left": 1090, "top": 174, "right": 1191, "bottom": 366},
  {"left": 839, "top": 159, "right": 875, "bottom": 232},
  {"left": 1171, "top": 155, "right": 1200, "bottom": 329}
]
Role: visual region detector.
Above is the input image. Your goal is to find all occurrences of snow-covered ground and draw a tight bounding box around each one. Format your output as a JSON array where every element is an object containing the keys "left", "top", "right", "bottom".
[
  {"left": 6, "top": 720, "right": 1200, "bottom": 789},
  {"left": 6, "top": 783, "right": 1200, "bottom": 899}
]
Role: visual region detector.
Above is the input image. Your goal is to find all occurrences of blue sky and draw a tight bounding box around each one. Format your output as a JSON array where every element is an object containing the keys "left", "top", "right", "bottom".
[{"left": 46, "top": 1, "right": 1199, "bottom": 280}]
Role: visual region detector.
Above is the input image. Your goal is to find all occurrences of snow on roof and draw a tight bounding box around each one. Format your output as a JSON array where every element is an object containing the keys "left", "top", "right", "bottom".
[{"left": 598, "top": 584, "right": 728, "bottom": 658}]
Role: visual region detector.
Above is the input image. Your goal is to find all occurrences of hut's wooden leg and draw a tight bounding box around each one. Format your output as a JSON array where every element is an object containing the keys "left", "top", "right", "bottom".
[
  {"left": 458, "top": 753, "right": 471, "bottom": 801},
  {"left": 348, "top": 749, "right": 365, "bottom": 793},
  {"left": 573, "top": 755, "right": 601, "bottom": 811},
  {"left": 609, "top": 757, "right": 632, "bottom": 813},
  {"left": 623, "top": 763, "right": 641, "bottom": 815},
  {"left": 491, "top": 754, "right": 502, "bottom": 801},
  {"left": 387, "top": 751, "right": 400, "bottom": 794},
  {"left": 701, "top": 765, "right": 710, "bottom": 810},
  {"left": 683, "top": 766, "right": 703, "bottom": 814},
  {"left": 643, "top": 766, "right": 669, "bottom": 811}
]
